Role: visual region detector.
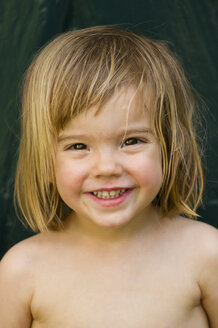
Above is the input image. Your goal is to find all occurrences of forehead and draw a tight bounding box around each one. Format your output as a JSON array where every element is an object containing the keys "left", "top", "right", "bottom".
[{"left": 59, "top": 86, "right": 154, "bottom": 135}]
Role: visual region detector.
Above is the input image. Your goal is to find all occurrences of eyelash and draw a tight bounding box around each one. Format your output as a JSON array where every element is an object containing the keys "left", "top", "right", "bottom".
[
  {"left": 121, "top": 137, "right": 145, "bottom": 147},
  {"left": 67, "top": 143, "right": 88, "bottom": 151},
  {"left": 66, "top": 138, "right": 146, "bottom": 151}
]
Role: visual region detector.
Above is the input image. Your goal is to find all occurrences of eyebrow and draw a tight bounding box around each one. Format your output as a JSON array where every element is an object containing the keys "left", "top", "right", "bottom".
[{"left": 58, "top": 128, "right": 152, "bottom": 143}]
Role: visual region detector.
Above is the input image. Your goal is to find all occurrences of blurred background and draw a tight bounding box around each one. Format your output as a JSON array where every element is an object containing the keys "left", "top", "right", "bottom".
[{"left": 0, "top": 0, "right": 217, "bottom": 258}]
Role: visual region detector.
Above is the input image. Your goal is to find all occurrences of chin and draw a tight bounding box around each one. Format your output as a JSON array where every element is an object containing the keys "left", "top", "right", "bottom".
[{"left": 89, "top": 213, "right": 134, "bottom": 229}]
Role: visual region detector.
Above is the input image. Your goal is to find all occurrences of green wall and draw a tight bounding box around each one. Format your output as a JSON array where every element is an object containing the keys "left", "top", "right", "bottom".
[{"left": 0, "top": 0, "right": 217, "bottom": 258}]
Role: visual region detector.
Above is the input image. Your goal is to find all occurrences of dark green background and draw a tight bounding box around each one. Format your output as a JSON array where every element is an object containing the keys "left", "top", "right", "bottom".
[{"left": 0, "top": 0, "right": 217, "bottom": 258}]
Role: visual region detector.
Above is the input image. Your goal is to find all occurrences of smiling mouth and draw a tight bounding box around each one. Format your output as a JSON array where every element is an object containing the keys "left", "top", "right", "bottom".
[{"left": 91, "top": 189, "right": 128, "bottom": 199}]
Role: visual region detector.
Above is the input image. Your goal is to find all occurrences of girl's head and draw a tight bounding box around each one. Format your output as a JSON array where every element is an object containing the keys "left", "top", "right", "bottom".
[{"left": 15, "top": 25, "right": 204, "bottom": 231}]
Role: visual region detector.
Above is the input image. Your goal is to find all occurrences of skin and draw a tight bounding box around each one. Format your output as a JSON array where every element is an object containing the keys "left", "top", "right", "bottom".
[{"left": 0, "top": 88, "right": 218, "bottom": 328}]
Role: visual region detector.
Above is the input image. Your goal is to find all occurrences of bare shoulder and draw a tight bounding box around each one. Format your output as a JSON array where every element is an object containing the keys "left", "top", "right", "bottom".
[
  {"left": 0, "top": 234, "right": 47, "bottom": 293},
  {"left": 1, "top": 233, "right": 45, "bottom": 268},
  {"left": 0, "top": 229, "right": 67, "bottom": 281},
  {"left": 162, "top": 216, "right": 218, "bottom": 272},
  {"left": 0, "top": 234, "right": 47, "bottom": 327},
  {"left": 172, "top": 218, "right": 218, "bottom": 328},
  {"left": 1, "top": 230, "right": 60, "bottom": 274},
  {"left": 159, "top": 216, "right": 218, "bottom": 327},
  {"left": 177, "top": 217, "right": 218, "bottom": 275},
  {"left": 168, "top": 216, "right": 218, "bottom": 250}
]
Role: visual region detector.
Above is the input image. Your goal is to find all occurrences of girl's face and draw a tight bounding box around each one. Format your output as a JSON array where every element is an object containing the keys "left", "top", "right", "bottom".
[{"left": 55, "top": 88, "right": 163, "bottom": 231}]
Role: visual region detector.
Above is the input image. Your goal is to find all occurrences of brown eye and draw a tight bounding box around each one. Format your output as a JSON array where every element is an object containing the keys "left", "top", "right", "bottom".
[
  {"left": 69, "top": 143, "right": 88, "bottom": 150},
  {"left": 122, "top": 138, "right": 142, "bottom": 147}
]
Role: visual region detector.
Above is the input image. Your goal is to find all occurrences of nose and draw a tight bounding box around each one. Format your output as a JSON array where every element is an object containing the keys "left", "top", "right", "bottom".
[{"left": 91, "top": 149, "right": 123, "bottom": 178}]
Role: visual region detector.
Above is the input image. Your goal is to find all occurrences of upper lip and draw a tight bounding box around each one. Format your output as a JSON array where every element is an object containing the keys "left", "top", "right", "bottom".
[{"left": 88, "top": 187, "right": 131, "bottom": 192}]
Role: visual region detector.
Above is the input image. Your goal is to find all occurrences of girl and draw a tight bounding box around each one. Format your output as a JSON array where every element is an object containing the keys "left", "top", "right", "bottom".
[{"left": 0, "top": 25, "right": 217, "bottom": 327}]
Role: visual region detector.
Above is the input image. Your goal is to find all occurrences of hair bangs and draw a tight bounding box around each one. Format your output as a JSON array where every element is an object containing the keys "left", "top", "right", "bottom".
[{"left": 33, "top": 28, "right": 156, "bottom": 134}]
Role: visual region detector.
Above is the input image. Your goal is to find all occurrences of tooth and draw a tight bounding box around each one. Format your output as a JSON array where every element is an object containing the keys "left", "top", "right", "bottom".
[
  {"left": 109, "top": 190, "right": 116, "bottom": 196},
  {"left": 92, "top": 189, "right": 127, "bottom": 199}
]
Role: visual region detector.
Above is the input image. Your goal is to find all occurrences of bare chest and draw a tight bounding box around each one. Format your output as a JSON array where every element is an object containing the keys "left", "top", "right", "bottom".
[{"left": 31, "top": 252, "right": 209, "bottom": 328}]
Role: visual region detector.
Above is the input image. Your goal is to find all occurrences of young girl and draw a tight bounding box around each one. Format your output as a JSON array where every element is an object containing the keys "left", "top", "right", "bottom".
[{"left": 0, "top": 26, "right": 217, "bottom": 328}]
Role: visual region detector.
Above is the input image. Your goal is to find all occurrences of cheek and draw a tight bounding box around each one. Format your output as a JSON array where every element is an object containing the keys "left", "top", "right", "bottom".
[
  {"left": 55, "top": 159, "right": 87, "bottom": 194},
  {"left": 132, "top": 154, "right": 163, "bottom": 189}
]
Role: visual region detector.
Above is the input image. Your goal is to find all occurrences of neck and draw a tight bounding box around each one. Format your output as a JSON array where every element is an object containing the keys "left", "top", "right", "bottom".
[{"left": 64, "top": 205, "right": 163, "bottom": 248}]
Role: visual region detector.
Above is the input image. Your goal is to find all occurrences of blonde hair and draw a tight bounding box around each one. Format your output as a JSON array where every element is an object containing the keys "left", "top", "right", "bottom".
[{"left": 14, "top": 25, "right": 204, "bottom": 232}]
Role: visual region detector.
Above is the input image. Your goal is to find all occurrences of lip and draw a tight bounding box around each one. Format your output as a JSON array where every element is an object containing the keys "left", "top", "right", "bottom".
[
  {"left": 90, "top": 187, "right": 130, "bottom": 192},
  {"left": 86, "top": 188, "right": 133, "bottom": 207}
]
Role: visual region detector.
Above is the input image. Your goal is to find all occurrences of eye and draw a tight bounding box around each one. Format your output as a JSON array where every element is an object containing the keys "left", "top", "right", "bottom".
[
  {"left": 122, "top": 138, "right": 144, "bottom": 147},
  {"left": 67, "top": 143, "right": 88, "bottom": 150}
]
